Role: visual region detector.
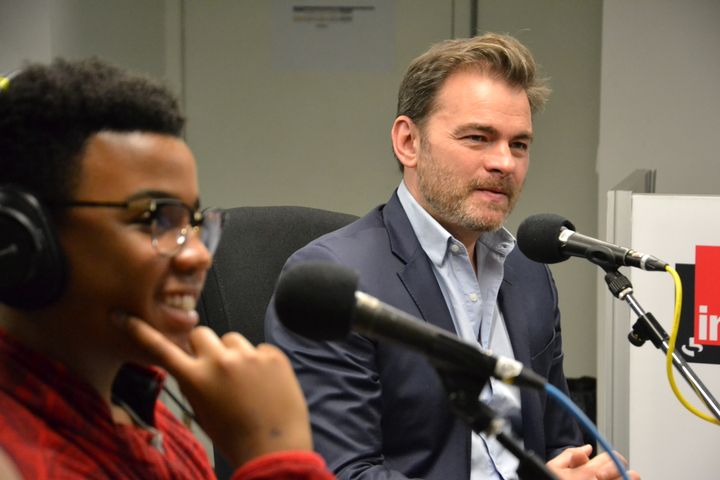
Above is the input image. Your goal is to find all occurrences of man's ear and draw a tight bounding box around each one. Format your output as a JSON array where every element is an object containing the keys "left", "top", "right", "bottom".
[{"left": 391, "top": 115, "right": 421, "bottom": 169}]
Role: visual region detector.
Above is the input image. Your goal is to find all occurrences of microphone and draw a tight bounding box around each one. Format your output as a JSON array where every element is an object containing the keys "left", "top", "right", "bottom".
[
  {"left": 516, "top": 213, "right": 668, "bottom": 272},
  {"left": 274, "top": 261, "right": 545, "bottom": 389}
]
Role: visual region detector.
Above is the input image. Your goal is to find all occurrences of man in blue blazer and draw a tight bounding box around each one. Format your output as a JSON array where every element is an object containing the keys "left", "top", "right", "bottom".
[{"left": 266, "top": 33, "right": 638, "bottom": 480}]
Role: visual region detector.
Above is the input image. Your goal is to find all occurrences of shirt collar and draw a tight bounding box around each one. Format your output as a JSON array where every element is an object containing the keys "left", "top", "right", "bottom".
[{"left": 396, "top": 181, "right": 516, "bottom": 266}]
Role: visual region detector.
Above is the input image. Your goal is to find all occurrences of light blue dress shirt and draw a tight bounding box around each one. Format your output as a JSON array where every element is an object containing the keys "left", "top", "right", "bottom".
[{"left": 397, "top": 182, "right": 523, "bottom": 480}]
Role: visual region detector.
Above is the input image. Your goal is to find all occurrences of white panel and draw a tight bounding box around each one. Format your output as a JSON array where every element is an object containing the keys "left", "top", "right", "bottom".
[
  {"left": 598, "top": 189, "right": 634, "bottom": 454},
  {"left": 621, "top": 194, "right": 720, "bottom": 477}
]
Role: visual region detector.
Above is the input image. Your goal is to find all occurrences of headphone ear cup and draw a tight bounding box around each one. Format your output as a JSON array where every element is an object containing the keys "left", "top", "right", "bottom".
[{"left": 0, "top": 187, "right": 67, "bottom": 309}]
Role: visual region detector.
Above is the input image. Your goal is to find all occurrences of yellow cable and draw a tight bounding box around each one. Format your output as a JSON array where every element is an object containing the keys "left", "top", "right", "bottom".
[{"left": 664, "top": 265, "right": 720, "bottom": 425}]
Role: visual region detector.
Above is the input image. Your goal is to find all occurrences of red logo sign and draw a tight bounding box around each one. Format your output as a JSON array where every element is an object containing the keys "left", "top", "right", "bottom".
[{"left": 694, "top": 245, "right": 720, "bottom": 346}]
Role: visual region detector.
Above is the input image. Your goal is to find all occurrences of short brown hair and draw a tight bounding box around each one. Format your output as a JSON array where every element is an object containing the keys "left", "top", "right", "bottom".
[
  {"left": 398, "top": 33, "right": 550, "bottom": 123},
  {"left": 394, "top": 33, "right": 550, "bottom": 169}
]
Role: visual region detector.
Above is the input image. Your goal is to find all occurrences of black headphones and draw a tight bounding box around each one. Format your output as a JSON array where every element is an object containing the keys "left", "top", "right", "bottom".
[
  {"left": 0, "top": 71, "right": 68, "bottom": 309},
  {"left": 0, "top": 186, "right": 67, "bottom": 309}
]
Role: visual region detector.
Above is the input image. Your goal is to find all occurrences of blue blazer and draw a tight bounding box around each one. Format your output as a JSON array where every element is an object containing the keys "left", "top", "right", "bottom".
[{"left": 266, "top": 193, "right": 583, "bottom": 479}]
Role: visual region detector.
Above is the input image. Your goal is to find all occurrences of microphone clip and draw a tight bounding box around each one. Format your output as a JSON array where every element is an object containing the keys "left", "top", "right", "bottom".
[
  {"left": 437, "top": 365, "right": 498, "bottom": 435},
  {"left": 603, "top": 269, "right": 633, "bottom": 299},
  {"left": 437, "top": 366, "right": 559, "bottom": 480}
]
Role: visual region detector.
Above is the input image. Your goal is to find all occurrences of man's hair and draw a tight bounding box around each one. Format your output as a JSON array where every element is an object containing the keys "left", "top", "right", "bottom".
[
  {"left": 0, "top": 58, "right": 185, "bottom": 203},
  {"left": 395, "top": 32, "right": 550, "bottom": 170}
]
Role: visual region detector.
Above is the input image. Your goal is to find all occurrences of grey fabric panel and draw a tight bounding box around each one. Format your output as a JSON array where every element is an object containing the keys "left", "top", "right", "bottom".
[{"left": 198, "top": 205, "right": 357, "bottom": 345}]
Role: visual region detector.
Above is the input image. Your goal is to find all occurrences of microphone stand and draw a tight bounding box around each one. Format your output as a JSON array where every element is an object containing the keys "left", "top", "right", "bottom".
[
  {"left": 436, "top": 366, "right": 559, "bottom": 480},
  {"left": 603, "top": 268, "right": 720, "bottom": 421}
]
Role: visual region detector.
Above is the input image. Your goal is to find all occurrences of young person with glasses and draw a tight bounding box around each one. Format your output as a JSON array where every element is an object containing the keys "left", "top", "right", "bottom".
[{"left": 0, "top": 59, "right": 334, "bottom": 479}]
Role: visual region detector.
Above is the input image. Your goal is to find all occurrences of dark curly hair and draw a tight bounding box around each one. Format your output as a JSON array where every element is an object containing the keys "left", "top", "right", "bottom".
[{"left": 0, "top": 58, "right": 185, "bottom": 203}]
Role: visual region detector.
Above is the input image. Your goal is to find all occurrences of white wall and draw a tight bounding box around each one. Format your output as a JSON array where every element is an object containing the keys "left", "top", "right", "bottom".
[
  {"left": 182, "top": 0, "right": 460, "bottom": 215},
  {"left": 0, "top": 0, "right": 169, "bottom": 78},
  {"left": 0, "top": 0, "right": 52, "bottom": 66},
  {"left": 598, "top": 0, "right": 720, "bottom": 206}
]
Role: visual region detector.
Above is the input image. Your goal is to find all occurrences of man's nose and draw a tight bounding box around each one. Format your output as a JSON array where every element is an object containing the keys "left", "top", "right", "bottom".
[{"left": 484, "top": 143, "right": 516, "bottom": 174}]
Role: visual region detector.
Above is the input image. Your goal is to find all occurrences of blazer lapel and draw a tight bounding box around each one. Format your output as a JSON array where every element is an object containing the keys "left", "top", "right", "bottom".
[
  {"left": 382, "top": 193, "right": 456, "bottom": 334},
  {"left": 499, "top": 251, "right": 545, "bottom": 456},
  {"left": 498, "top": 256, "right": 531, "bottom": 367}
]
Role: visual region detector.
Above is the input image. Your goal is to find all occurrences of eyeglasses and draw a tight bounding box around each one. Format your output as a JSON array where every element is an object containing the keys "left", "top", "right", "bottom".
[{"left": 51, "top": 197, "right": 224, "bottom": 257}]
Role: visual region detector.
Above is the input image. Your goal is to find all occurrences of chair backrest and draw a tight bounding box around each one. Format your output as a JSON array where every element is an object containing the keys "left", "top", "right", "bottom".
[
  {"left": 197, "top": 205, "right": 357, "bottom": 480},
  {"left": 198, "top": 205, "right": 358, "bottom": 345}
]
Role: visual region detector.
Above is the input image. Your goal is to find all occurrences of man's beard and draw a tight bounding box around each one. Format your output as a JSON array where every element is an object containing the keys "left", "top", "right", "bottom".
[{"left": 416, "top": 145, "right": 521, "bottom": 233}]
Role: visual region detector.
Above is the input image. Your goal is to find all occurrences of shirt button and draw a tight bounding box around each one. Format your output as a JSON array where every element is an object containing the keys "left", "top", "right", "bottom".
[
  {"left": 469, "top": 293, "right": 478, "bottom": 302},
  {"left": 450, "top": 244, "right": 460, "bottom": 253}
]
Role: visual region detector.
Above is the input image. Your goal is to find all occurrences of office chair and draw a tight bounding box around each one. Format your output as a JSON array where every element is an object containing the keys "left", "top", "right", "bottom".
[{"left": 196, "top": 205, "right": 357, "bottom": 478}]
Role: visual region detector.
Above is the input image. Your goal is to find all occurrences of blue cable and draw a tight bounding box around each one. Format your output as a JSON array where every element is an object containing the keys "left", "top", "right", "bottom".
[{"left": 545, "top": 383, "right": 631, "bottom": 480}]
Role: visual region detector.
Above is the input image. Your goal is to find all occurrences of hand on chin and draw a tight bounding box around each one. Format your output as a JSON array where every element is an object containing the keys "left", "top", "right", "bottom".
[{"left": 110, "top": 310, "right": 195, "bottom": 365}]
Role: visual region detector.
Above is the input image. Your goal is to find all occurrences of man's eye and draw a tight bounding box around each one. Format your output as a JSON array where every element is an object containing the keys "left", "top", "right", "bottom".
[
  {"left": 465, "top": 135, "right": 487, "bottom": 142},
  {"left": 511, "top": 142, "right": 529, "bottom": 151}
]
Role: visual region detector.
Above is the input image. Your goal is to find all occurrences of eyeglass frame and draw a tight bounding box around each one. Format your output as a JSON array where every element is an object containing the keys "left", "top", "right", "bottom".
[{"left": 48, "top": 197, "right": 225, "bottom": 257}]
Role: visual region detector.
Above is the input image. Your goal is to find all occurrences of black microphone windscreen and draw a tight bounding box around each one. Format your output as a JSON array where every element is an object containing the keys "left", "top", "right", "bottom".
[
  {"left": 274, "top": 261, "right": 358, "bottom": 341},
  {"left": 517, "top": 214, "right": 576, "bottom": 264}
]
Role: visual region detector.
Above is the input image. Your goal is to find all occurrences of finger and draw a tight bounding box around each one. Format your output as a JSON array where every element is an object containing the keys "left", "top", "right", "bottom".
[
  {"left": 566, "top": 444, "right": 593, "bottom": 469},
  {"left": 597, "top": 464, "right": 626, "bottom": 480},
  {"left": 592, "top": 452, "right": 631, "bottom": 480},
  {"left": 547, "top": 445, "right": 588, "bottom": 470},
  {"left": 114, "top": 312, "right": 195, "bottom": 375},
  {"left": 611, "top": 450, "right": 628, "bottom": 466},
  {"left": 255, "top": 344, "right": 298, "bottom": 369},
  {"left": 255, "top": 342, "right": 287, "bottom": 356},
  {"left": 186, "top": 325, "right": 226, "bottom": 355},
  {"left": 220, "top": 331, "right": 254, "bottom": 350},
  {"left": 578, "top": 444, "right": 593, "bottom": 455},
  {"left": 556, "top": 444, "right": 592, "bottom": 469},
  {"left": 589, "top": 451, "right": 628, "bottom": 469},
  {"left": 598, "top": 462, "right": 633, "bottom": 480},
  {"left": 546, "top": 449, "right": 571, "bottom": 469}
]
